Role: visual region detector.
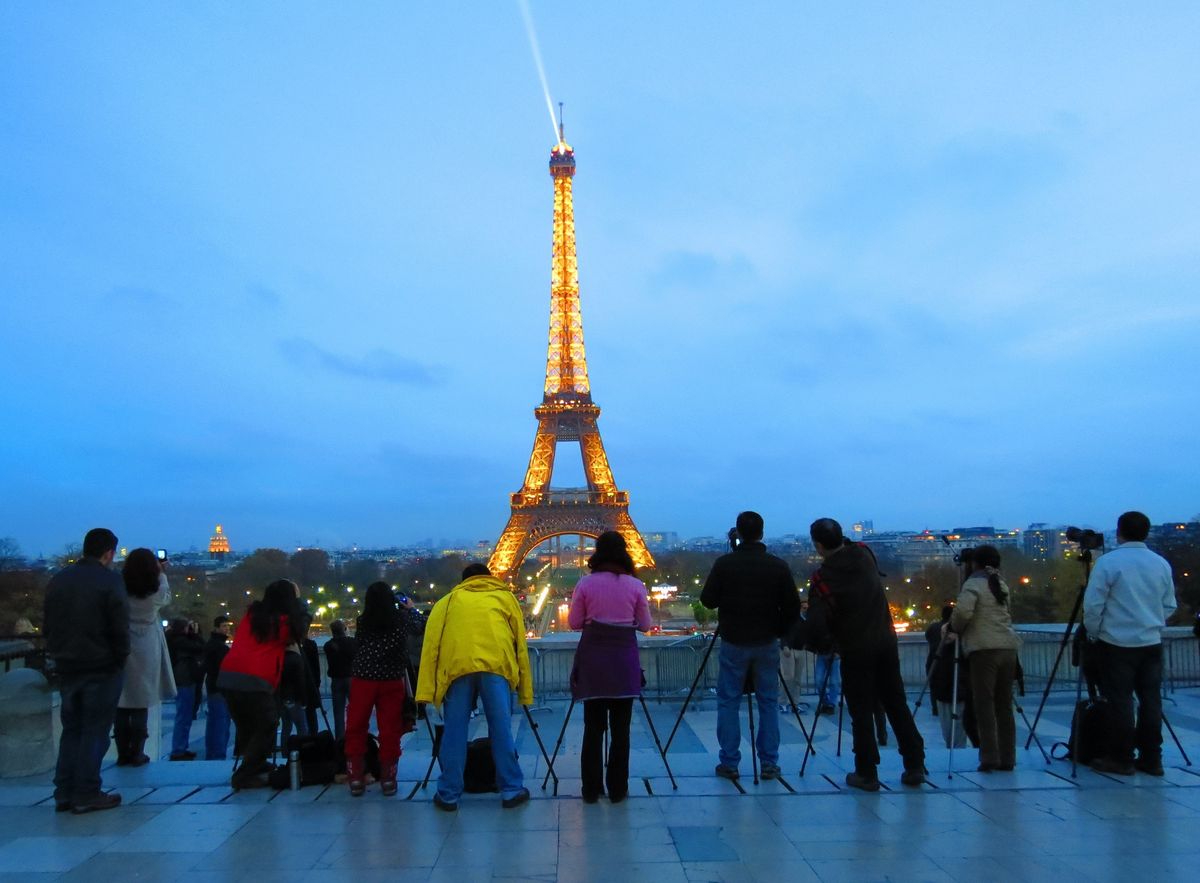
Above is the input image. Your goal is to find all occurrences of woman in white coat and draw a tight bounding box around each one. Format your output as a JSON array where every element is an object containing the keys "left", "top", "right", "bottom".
[{"left": 115, "top": 548, "right": 176, "bottom": 765}]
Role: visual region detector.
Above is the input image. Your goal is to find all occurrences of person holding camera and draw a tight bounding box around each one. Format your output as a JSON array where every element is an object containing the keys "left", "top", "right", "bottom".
[
  {"left": 700, "top": 511, "right": 799, "bottom": 781},
  {"left": 808, "top": 518, "right": 925, "bottom": 791},
  {"left": 567, "top": 531, "right": 654, "bottom": 803},
  {"left": 166, "top": 618, "right": 205, "bottom": 760},
  {"left": 324, "top": 619, "right": 356, "bottom": 740},
  {"left": 1083, "top": 511, "right": 1176, "bottom": 776},
  {"left": 949, "top": 546, "right": 1020, "bottom": 770}
]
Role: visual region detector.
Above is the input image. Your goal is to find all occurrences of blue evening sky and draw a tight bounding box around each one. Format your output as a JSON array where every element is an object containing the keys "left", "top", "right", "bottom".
[{"left": 2, "top": 3, "right": 1197, "bottom": 556}]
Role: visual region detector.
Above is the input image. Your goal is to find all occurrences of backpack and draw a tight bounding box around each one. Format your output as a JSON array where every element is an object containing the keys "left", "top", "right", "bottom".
[
  {"left": 462, "top": 737, "right": 498, "bottom": 793},
  {"left": 268, "top": 730, "right": 339, "bottom": 789},
  {"left": 1052, "top": 698, "right": 1111, "bottom": 764}
]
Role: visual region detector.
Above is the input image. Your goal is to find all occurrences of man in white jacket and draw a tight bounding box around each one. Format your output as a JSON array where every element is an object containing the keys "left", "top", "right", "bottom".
[{"left": 1083, "top": 511, "right": 1177, "bottom": 776}]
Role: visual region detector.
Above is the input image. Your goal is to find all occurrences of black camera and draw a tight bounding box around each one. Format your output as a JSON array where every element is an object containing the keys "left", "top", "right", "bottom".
[
  {"left": 727, "top": 527, "right": 740, "bottom": 550},
  {"left": 1065, "top": 526, "right": 1104, "bottom": 551},
  {"left": 953, "top": 546, "right": 976, "bottom": 566}
]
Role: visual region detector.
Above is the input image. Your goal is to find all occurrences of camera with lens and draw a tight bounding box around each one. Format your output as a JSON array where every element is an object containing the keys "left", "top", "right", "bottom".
[
  {"left": 727, "top": 527, "right": 740, "bottom": 550},
  {"left": 953, "top": 546, "right": 976, "bottom": 566},
  {"left": 1065, "top": 526, "right": 1104, "bottom": 551}
]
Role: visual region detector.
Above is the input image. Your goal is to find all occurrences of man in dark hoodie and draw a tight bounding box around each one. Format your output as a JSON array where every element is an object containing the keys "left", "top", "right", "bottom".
[
  {"left": 701, "top": 511, "right": 800, "bottom": 781},
  {"left": 44, "top": 527, "right": 129, "bottom": 814},
  {"left": 202, "top": 615, "right": 232, "bottom": 759},
  {"left": 808, "top": 517, "right": 925, "bottom": 791}
]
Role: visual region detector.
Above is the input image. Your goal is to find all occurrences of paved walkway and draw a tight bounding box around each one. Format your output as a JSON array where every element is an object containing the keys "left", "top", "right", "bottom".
[{"left": 1, "top": 689, "right": 1198, "bottom": 881}]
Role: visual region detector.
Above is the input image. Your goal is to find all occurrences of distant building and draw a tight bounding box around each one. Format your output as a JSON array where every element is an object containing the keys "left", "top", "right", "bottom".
[
  {"left": 852, "top": 520, "right": 874, "bottom": 539},
  {"left": 209, "top": 524, "right": 230, "bottom": 561},
  {"left": 643, "top": 531, "right": 680, "bottom": 551},
  {"left": 1023, "top": 524, "right": 1070, "bottom": 561}
]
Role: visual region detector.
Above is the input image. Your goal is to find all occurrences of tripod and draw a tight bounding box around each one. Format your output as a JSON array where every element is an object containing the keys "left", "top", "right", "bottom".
[
  {"left": 541, "top": 695, "right": 676, "bottom": 793},
  {"left": 413, "top": 702, "right": 557, "bottom": 796},
  {"left": 799, "top": 653, "right": 837, "bottom": 777},
  {"left": 1026, "top": 550, "right": 1094, "bottom": 750},
  {"left": 663, "top": 629, "right": 719, "bottom": 754}
]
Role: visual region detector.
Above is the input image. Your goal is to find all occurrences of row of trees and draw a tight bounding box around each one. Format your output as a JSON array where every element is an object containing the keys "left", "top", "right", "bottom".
[{"left": 3, "top": 532, "right": 1197, "bottom": 635}]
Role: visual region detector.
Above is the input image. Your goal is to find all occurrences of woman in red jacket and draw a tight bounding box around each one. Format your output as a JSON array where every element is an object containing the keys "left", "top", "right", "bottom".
[{"left": 217, "top": 579, "right": 304, "bottom": 789}]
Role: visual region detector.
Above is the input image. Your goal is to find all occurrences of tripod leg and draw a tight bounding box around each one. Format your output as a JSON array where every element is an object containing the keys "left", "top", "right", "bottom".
[
  {"left": 1162, "top": 712, "right": 1192, "bottom": 766},
  {"left": 1070, "top": 642, "right": 1087, "bottom": 779},
  {"left": 1027, "top": 577, "right": 1088, "bottom": 749},
  {"left": 1014, "top": 699, "right": 1049, "bottom": 764},
  {"left": 638, "top": 696, "right": 676, "bottom": 789},
  {"left": 542, "top": 700, "right": 575, "bottom": 791},
  {"left": 836, "top": 691, "right": 845, "bottom": 757},
  {"left": 948, "top": 639, "right": 960, "bottom": 780},
  {"left": 799, "top": 654, "right": 835, "bottom": 777},
  {"left": 664, "top": 632, "right": 718, "bottom": 755},
  {"left": 777, "top": 673, "right": 812, "bottom": 744},
  {"left": 522, "top": 705, "right": 559, "bottom": 788},
  {"left": 747, "top": 691, "right": 758, "bottom": 785}
]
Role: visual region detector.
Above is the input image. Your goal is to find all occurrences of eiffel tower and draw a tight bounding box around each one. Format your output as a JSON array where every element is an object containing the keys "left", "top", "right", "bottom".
[{"left": 488, "top": 123, "right": 654, "bottom": 580}]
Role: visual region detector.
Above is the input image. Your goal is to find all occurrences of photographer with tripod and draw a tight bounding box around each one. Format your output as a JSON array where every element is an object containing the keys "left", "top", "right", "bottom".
[
  {"left": 1082, "top": 511, "right": 1176, "bottom": 776},
  {"left": 700, "top": 511, "right": 799, "bottom": 782},
  {"left": 808, "top": 518, "right": 925, "bottom": 791}
]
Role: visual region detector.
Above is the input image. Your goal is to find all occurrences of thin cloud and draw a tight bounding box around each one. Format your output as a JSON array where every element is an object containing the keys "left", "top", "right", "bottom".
[{"left": 279, "top": 338, "right": 441, "bottom": 386}]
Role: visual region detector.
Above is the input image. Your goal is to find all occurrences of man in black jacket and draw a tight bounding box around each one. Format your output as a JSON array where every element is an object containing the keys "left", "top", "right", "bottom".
[
  {"left": 324, "top": 620, "right": 356, "bottom": 740},
  {"left": 701, "top": 511, "right": 800, "bottom": 781},
  {"left": 44, "top": 527, "right": 129, "bottom": 814},
  {"left": 808, "top": 518, "right": 925, "bottom": 791},
  {"left": 202, "top": 615, "right": 232, "bottom": 759}
]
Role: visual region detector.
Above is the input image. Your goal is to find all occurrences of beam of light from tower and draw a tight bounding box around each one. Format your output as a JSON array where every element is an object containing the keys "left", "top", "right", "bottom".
[{"left": 517, "top": 0, "right": 561, "bottom": 143}]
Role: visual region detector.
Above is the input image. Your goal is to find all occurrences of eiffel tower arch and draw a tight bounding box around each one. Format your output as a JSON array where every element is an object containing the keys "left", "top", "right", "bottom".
[{"left": 488, "top": 123, "right": 654, "bottom": 580}]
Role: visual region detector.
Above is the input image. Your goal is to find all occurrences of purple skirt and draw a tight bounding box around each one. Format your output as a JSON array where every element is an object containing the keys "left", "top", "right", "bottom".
[{"left": 570, "top": 621, "right": 642, "bottom": 700}]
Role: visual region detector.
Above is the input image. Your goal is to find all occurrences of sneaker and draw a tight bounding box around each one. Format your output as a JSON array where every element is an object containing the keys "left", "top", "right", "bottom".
[
  {"left": 501, "top": 788, "right": 531, "bottom": 809},
  {"left": 71, "top": 792, "right": 122, "bottom": 814},
  {"left": 432, "top": 793, "right": 458, "bottom": 812},
  {"left": 760, "top": 763, "right": 781, "bottom": 780},
  {"left": 1134, "top": 758, "right": 1165, "bottom": 777},
  {"left": 900, "top": 768, "right": 926, "bottom": 787},
  {"left": 844, "top": 772, "right": 880, "bottom": 792},
  {"left": 54, "top": 800, "right": 71, "bottom": 813},
  {"left": 819, "top": 704, "right": 837, "bottom": 715},
  {"left": 1090, "top": 757, "right": 1135, "bottom": 776},
  {"left": 714, "top": 764, "right": 740, "bottom": 780},
  {"left": 169, "top": 751, "right": 197, "bottom": 762}
]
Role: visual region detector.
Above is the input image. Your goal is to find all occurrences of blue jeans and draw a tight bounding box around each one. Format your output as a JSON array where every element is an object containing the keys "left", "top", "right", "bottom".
[
  {"left": 172, "top": 684, "right": 197, "bottom": 755},
  {"left": 205, "top": 694, "right": 231, "bottom": 760},
  {"left": 330, "top": 676, "right": 351, "bottom": 740},
  {"left": 54, "top": 669, "right": 123, "bottom": 803},
  {"left": 437, "top": 672, "right": 524, "bottom": 803},
  {"left": 815, "top": 653, "right": 841, "bottom": 707},
  {"left": 716, "top": 640, "right": 780, "bottom": 769}
]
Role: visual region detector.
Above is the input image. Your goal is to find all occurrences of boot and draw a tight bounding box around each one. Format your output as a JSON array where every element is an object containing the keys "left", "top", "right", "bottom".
[
  {"left": 380, "top": 761, "right": 398, "bottom": 797},
  {"left": 347, "top": 756, "right": 366, "bottom": 797},
  {"left": 128, "top": 731, "right": 150, "bottom": 767},
  {"left": 113, "top": 713, "right": 132, "bottom": 765}
]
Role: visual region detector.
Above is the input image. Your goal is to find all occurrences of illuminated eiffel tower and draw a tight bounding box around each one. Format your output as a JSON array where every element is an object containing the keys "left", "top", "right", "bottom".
[{"left": 488, "top": 123, "right": 654, "bottom": 580}]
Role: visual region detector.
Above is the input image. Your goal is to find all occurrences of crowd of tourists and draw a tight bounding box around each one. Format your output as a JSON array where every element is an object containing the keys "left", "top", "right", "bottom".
[{"left": 40, "top": 507, "right": 1178, "bottom": 813}]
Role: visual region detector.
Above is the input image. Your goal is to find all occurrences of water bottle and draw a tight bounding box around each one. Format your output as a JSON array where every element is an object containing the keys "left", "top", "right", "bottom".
[{"left": 289, "top": 749, "right": 300, "bottom": 791}]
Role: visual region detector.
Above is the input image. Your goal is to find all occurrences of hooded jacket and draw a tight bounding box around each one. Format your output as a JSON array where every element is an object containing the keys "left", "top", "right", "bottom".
[
  {"left": 808, "top": 542, "right": 895, "bottom": 658},
  {"left": 415, "top": 575, "right": 533, "bottom": 707}
]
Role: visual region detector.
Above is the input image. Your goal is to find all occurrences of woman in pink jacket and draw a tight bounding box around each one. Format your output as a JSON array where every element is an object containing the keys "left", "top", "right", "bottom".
[{"left": 568, "top": 531, "right": 653, "bottom": 803}]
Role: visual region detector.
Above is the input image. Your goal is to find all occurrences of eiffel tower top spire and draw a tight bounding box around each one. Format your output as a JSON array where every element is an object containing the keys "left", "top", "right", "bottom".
[{"left": 544, "top": 121, "right": 591, "bottom": 404}]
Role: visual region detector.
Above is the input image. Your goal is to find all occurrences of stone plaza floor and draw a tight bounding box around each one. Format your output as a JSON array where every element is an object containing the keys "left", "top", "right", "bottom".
[{"left": 1, "top": 687, "right": 1198, "bottom": 882}]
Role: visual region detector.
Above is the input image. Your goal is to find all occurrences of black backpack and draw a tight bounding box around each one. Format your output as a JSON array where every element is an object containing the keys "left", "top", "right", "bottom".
[
  {"left": 1052, "top": 698, "right": 1111, "bottom": 764},
  {"left": 462, "top": 737, "right": 498, "bottom": 793},
  {"left": 268, "top": 730, "right": 340, "bottom": 789}
]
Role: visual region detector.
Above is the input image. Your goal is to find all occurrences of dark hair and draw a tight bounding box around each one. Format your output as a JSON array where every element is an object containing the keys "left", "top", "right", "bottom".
[
  {"left": 213, "top": 614, "right": 229, "bottom": 629},
  {"left": 588, "top": 531, "right": 635, "bottom": 575},
  {"left": 168, "top": 617, "right": 189, "bottom": 634},
  {"left": 973, "top": 545, "right": 1007, "bottom": 606},
  {"left": 122, "top": 548, "right": 161, "bottom": 599},
  {"left": 809, "top": 517, "right": 844, "bottom": 550},
  {"left": 248, "top": 579, "right": 302, "bottom": 643},
  {"left": 83, "top": 528, "right": 118, "bottom": 558},
  {"left": 736, "top": 511, "right": 764, "bottom": 542},
  {"left": 1118, "top": 511, "right": 1151, "bottom": 542},
  {"left": 940, "top": 604, "right": 954, "bottom": 623},
  {"left": 330, "top": 619, "right": 346, "bottom": 637},
  {"left": 358, "top": 581, "right": 401, "bottom": 634},
  {"left": 462, "top": 563, "right": 490, "bottom": 580}
]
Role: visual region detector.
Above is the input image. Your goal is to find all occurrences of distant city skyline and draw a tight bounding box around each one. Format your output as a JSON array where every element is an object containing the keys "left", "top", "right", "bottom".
[{"left": 2, "top": 5, "right": 1197, "bottom": 557}]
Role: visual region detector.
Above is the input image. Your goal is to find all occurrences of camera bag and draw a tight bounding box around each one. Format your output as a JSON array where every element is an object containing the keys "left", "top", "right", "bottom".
[{"left": 1052, "top": 698, "right": 1111, "bottom": 764}]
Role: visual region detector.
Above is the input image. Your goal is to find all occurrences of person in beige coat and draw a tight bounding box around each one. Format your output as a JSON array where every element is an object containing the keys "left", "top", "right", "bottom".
[
  {"left": 115, "top": 549, "right": 176, "bottom": 765},
  {"left": 949, "top": 545, "right": 1021, "bottom": 771}
]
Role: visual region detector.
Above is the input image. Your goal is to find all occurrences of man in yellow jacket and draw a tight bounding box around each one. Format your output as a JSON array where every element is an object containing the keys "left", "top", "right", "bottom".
[{"left": 416, "top": 563, "right": 534, "bottom": 810}]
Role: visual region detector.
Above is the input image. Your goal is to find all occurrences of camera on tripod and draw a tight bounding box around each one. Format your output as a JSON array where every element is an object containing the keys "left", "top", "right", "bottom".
[
  {"left": 1065, "top": 526, "right": 1104, "bottom": 551},
  {"left": 727, "top": 527, "right": 740, "bottom": 550}
]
